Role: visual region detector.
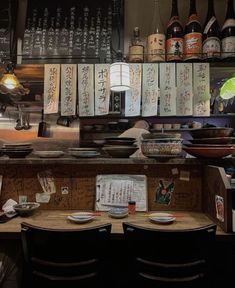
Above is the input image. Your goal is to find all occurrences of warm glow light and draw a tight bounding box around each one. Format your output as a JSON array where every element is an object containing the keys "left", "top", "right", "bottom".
[
  {"left": 0, "top": 72, "right": 20, "bottom": 90},
  {"left": 110, "top": 62, "right": 130, "bottom": 92},
  {"left": 220, "top": 76, "right": 235, "bottom": 100}
]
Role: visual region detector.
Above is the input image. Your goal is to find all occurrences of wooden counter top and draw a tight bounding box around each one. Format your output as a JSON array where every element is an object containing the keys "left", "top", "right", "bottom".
[
  {"left": 0, "top": 210, "right": 233, "bottom": 240},
  {"left": 0, "top": 156, "right": 201, "bottom": 165},
  {"left": 0, "top": 156, "right": 233, "bottom": 165}
]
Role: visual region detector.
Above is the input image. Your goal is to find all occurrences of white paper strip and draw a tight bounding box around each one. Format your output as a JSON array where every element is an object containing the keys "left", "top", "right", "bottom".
[
  {"left": 95, "top": 64, "right": 110, "bottom": 115},
  {"left": 160, "top": 63, "right": 176, "bottom": 116},
  {"left": 142, "top": 64, "right": 159, "bottom": 117},
  {"left": 61, "top": 64, "right": 77, "bottom": 116},
  {"left": 176, "top": 63, "right": 193, "bottom": 116},
  {"left": 125, "top": 64, "right": 142, "bottom": 117},
  {"left": 44, "top": 64, "right": 60, "bottom": 114},
  {"left": 193, "top": 63, "right": 210, "bottom": 117},
  {"left": 78, "top": 64, "right": 94, "bottom": 117}
]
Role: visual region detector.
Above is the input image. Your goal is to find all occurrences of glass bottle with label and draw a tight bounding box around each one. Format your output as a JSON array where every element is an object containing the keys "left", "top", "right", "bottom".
[
  {"left": 59, "top": 16, "right": 69, "bottom": 56},
  {"left": 166, "top": 0, "right": 184, "bottom": 62},
  {"left": 202, "top": 0, "right": 221, "bottom": 61},
  {"left": 129, "top": 27, "right": 144, "bottom": 62},
  {"left": 184, "top": 0, "right": 202, "bottom": 61},
  {"left": 222, "top": 0, "right": 235, "bottom": 60},
  {"left": 147, "top": 0, "right": 165, "bottom": 62},
  {"left": 46, "top": 17, "right": 55, "bottom": 56}
]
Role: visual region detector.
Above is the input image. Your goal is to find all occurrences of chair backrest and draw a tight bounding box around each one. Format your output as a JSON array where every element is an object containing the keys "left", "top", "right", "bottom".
[
  {"left": 122, "top": 222, "right": 216, "bottom": 288},
  {"left": 21, "top": 222, "right": 112, "bottom": 288}
]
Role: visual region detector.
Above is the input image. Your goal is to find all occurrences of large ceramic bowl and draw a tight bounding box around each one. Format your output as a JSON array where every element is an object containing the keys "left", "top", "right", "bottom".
[
  {"left": 141, "top": 139, "right": 182, "bottom": 157},
  {"left": 190, "top": 128, "right": 234, "bottom": 139},
  {"left": 183, "top": 146, "right": 235, "bottom": 158},
  {"left": 108, "top": 208, "right": 128, "bottom": 219},
  {"left": 13, "top": 202, "right": 40, "bottom": 217},
  {"left": 142, "top": 133, "right": 181, "bottom": 140},
  {"left": 103, "top": 146, "right": 138, "bottom": 158}
]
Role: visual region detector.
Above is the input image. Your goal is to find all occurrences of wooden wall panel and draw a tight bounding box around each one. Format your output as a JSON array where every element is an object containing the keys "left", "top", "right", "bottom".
[
  {"left": 203, "top": 165, "right": 232, "bottom": 232},
  {"left": 0, "top": 163, "right": 203, "bottom": 213}
]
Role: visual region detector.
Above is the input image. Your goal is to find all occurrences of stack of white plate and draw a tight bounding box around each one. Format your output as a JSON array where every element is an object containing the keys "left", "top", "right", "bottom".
[
  {"left": 67, "top": 212, "right": 96, "bottom": 223},
  {"left": 34, "top": 151, "right": 64, "bottom": 158},
  {"left": 68, "top": 148, "right": 100, "bottom": 158}
]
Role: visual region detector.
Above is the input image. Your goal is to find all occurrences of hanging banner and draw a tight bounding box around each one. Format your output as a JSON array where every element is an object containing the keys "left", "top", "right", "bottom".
[
  {"left": 125, "top": 64, "right": 142, "bottom": 117},
  {"left": 193, "top": 63, "right": 210, "bottom": 117},
  {"left": 44, "top": 64, "right": 60, "bottom": 114},
  {"left": 61, "top": 64, "right": 77, "bottom": 116},
  {"left": 95, "top": 64, "right": 110, "bottom": 115},
  {"left": 78, "top": 64, "right": 94, "bottom": 117},
  {"left": 142, "top": 64, "right": 159, "bottom": 117},
  {"left": 160, "top": 63, "right": 176, "bottom": 116},
  {"left": 176, "top": 63, "right": 193, "bottom": 116}
]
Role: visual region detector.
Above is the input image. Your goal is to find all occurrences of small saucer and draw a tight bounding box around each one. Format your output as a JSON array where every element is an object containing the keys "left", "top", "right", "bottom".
[{"left": 148, "top": 213, "right": 176, "bottom": 224}]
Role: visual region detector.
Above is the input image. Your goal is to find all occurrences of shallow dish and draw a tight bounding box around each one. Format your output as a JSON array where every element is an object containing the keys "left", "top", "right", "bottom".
[
  {"left": 183, "top": 146, "right": 235, "bottom": 158},
  {"left": 67, "top": 212, "right": 95, "bottom": 223},
  {"left": 190, "top": 127, "right": 234, "bottom": 139},
  {"left": 69, "top": 151, "right": 100, "bottom": 158},
  {"left": 189, "top": 137, "right": 234, "bottom": 145},
  {"left": 34, "top": 151, "right": 64, "bottom": 158},
  {"left": 148, "top": 213, "right": 176, "bottom": 224},
  {"left": 13, "top": 202, "right": 40, "bottom": 217},
  {"left": 108, "top": 207, "right": 128, "bottom": 219}
]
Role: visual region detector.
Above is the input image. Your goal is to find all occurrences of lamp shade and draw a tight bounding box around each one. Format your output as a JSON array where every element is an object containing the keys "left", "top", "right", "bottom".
[
  {"left": 110, "top": 62, "right": 130, "bottom": 92},
  {"left": 0, "top": 72, "right": 20, "bottom": 90},
  {"left": 220, "top": 76, "right": 235, "bottom": 100}
]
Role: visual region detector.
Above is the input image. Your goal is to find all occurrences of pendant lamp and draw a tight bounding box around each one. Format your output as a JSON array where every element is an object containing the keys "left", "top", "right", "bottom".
[
  {"left": 220, "top": 75, "right": 235, "bottom": 100},
  {"left": 110, "top": 51, "right": 130, "bottom": 92}
]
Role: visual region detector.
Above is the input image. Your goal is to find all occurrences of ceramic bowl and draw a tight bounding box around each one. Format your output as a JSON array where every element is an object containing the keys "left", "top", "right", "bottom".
[
  {"left": 13, "top": 202, "right": 40, "bottom": 217},
  {"left": 103, "top": 146, "right": 138, "bottom": 158},
  {"left": 190, "top": 127, "right": 234, "bottom": 139},
  {"left": 108, "top": 207, "right": 128, "bottom": 219},
  {"left": 141, "top": 139, "right": 182, "bottom": 157}
]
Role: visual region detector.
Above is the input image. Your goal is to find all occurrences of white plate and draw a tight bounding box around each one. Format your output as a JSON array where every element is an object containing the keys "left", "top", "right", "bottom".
[
  {"left": 149, "top": 213, "right": 176, "bottom": 224},
  {"left": 67, "top": 212, "right": 95, "bottom": 224},
  {"left": 34, "top": 151, "right": 64, "bottom": 158}
]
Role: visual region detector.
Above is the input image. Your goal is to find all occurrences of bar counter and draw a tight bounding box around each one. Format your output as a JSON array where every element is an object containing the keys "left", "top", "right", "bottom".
[{"left": 0, "top": 210, "right": 233, "bottom": 240}]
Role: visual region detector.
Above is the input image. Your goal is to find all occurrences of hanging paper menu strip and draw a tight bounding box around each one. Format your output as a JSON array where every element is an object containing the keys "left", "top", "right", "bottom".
[
  {"left": 193, "top": 63, "right": 210, "bottom": 117},
  {"left": 78, "top": 64, "right": 94, "bottom": 117},
  {"left": 160, "top": 63, "right": 176, "bottom": 116},
  {"left": 95, "top": 64, "right": 110, "bottom": 115},
  {"left": 44, "top": 64, "right": 60, "bottom": 114},
  {"left": 125, "top": 64, "right": 142, "bottom": 117},
  {"left": 61, "top": 64, "right": 77, "bottom": 116},
  {"left": 176, "top": 63, "right": 193, "bottom": 116},
  {"left": 142, "top": 64, "right": 159, "bottom": 117}
]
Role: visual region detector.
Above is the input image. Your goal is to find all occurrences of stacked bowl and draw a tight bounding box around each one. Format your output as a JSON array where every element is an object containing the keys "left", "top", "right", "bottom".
[
  {"left": 183, "top": 127, "right": 235, "bottom": 158},
  {"left": 141, "top": 133, "right": 182, "bottom": 158},
  {"left": 102, "top": 137, "right": 138, "bottom": 158},
  {"left": 2, "top": 142, "right": 33, "bottom": 158}
]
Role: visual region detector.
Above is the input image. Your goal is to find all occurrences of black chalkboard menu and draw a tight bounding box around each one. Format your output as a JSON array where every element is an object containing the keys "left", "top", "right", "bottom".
[{"left": 20, "top": 0, "right": 124, "bottom": 63}]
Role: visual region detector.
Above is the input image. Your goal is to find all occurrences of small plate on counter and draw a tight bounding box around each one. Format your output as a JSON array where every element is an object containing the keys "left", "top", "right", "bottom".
[
  {"left": 67, "top": 212, "right": 96, "bottom": 224},
  {"left": 148, "top": 213, "right": 176, "bottom": 224},
  {"left": 34, "top": 151, "right": 65, "bottom": 158},
  {"left": 108, "top": 207, "right": 128, "bottom": 219}
]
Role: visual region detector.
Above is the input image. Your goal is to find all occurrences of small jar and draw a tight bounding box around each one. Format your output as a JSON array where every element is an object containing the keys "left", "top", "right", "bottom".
[{"left": 128, "top": 201, "right": 136, "bottom": 214}]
